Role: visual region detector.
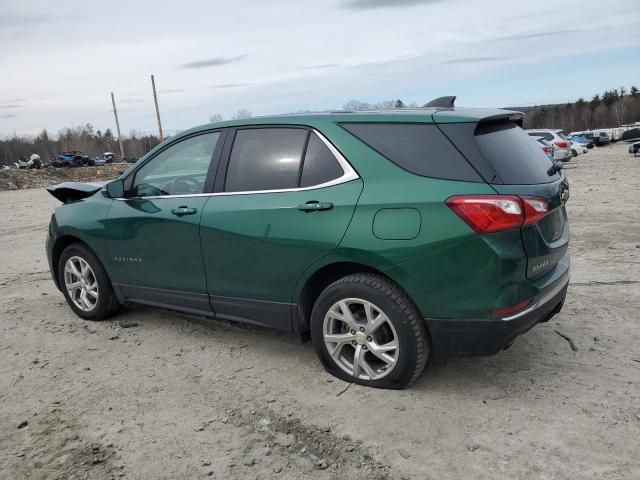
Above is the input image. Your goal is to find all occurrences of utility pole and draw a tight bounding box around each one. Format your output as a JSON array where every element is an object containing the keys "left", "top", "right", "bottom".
[
  {"left": 110, "top": 92, "right": 125, "bottom": 160},
  {"left": 151, "top": 74, "right": 164, "bottom": 141}
]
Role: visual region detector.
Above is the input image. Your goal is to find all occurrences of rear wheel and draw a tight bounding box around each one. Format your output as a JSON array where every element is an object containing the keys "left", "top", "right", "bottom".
[
  {"left": 311, "top": 273, "right": 429, "bottom": 389},
  {"left": 58, "top": 243, "right": 120, "bottom": 320},
  {"left": 571, "top": 149, "right": 577, "bottom": 157}
]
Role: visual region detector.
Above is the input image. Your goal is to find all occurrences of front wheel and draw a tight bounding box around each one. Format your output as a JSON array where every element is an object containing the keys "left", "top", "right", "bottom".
[
  {"left": 311, "top": 274, "right": 429, "bottom": 389},
  {"left": 572, "top": 149, "right": 577, "bottom": 157},
  {"left": 58, "top": 243, "right": 121, "bottom": 320}
]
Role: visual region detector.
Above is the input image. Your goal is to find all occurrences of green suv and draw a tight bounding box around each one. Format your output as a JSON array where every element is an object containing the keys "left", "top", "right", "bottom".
[{"left": 46, "top": 104, "right": 570, "bottom": 389}]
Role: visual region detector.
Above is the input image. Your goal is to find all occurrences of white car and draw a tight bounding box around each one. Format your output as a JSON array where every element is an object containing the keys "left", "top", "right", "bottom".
[
  {"left": 570, "top": 141, "right": 588, "bottom": 157},
  {"left": 525, "top": 129, "right": 572, "bottom": 161}
]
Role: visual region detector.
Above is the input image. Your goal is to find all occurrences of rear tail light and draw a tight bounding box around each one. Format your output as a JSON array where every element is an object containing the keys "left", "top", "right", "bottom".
[
  {"left": 445, "top": 195, "right": 550, "bottom": 234},
  {"left": 521, "top": 196, "right": 549, "bottom": 225},
  {"left": 492, "top": 299, "right": 532, "bottom": 316},
  {"left": 554, "top": 140, "right": 568, "bottom": 148},
  {"left": 543, "top": 146, "right": 552, "bottom": 153}
]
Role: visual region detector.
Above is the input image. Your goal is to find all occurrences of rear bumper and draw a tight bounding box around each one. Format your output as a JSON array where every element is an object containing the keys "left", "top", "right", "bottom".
[
  {"left": 556, "top": 148, "right": 572, "bottom": 161},
  {"left": 426, "top": 263, "right": 569, "bottom": 359}
]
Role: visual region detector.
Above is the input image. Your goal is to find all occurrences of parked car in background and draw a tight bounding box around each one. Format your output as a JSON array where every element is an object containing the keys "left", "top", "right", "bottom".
[
  {"left": 621, "top": 128, "right": 640, "bottom": 143},
  {"left": 531, "top": 136, "right": 555, "bottom": 159},
  {"left": 569, "top": 131, "right": 607, "bottom": 147},
  {"left": 525, "top": 129, "right": 572, "bottom": 161},
  {"left": 54, "top": 151, "right": 94, "bottom": 167},
  {"left": 593, "top": 128, "right": 623, "bottom": 142},
  {"left": 13, "top": 153, "right": 42, "bottom": 169},
  {"left": 596, "top": 131, "right": 611, "bottom": 145},
  {"left": 45, "top": 105, "right": 570, "bottom": 389},
  {"left": 94, "top": 152, "right": 115, "bottom": 165},
  {"left": 629, "top": 141, "right": 640, "bottom": 155},
  {"left": 567, "top": 134, "right": 594, "bottom": 148},
  {"left": 570, "top": 141, "right": 588, "bottom": 157}
]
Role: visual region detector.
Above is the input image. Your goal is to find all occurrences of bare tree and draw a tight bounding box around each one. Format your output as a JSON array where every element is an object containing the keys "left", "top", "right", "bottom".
[
  {"left": 209, "top": 114, "right": 223, "bottom": 123},
  {"left": 233, "top": 109, "right": 252, "bottom": 119}
]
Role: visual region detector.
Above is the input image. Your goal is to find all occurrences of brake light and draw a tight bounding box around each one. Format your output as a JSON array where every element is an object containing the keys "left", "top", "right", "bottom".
[
  {"left": 554, "top": 140, "right": 568, "bottom": 148},
  {"left": 492, "top": 299, "right": 532, "bottom": 316},
  {"left": 445, "top": 195, "right": 550, "bottom": 234},
  {"left": 543, "top": 146, "right": 552, "bottom": 153},
  {"left": 521, "top": 196, "right": 549, "bottom": 225}
]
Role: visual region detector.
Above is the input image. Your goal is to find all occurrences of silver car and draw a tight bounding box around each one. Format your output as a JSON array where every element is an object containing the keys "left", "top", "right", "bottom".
[{"left": 525, "top": 129, "right": 572, "bottom": 161}]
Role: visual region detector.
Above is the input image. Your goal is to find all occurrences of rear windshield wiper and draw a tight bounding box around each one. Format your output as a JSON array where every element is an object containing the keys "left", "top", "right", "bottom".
[{"left": 547, "top": 161, "right": 563, "bottom": 176}]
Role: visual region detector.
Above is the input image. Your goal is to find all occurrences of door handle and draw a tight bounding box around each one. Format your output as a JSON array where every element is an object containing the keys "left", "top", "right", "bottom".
[
  {"left": 297, "top": 201, "right": 334, "bottom": 212},
  {"left": 171, "top": 206, "right": 198, "bottom": 217}
]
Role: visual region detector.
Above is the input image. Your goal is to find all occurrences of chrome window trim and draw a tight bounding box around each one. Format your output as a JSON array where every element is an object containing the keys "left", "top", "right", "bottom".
[{"left": 112, "top": 129, "right": 359, "bottom": 200}]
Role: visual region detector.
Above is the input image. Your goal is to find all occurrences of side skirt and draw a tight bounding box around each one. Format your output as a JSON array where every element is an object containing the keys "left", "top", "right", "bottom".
[
  {"left": 209, "top": 295, "right": 293, "bottom": 332},
  {"left": 113, "top": 283, "right": 294, "bottom": 332}
]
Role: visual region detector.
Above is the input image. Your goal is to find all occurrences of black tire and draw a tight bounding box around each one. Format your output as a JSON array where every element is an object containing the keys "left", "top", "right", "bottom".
[
  {"left": 310, "top": 273, "right": 429, "bottom": 389},
  {"left": 571, "top": 149, "right": 577, "bottom": 157},
  {"left": 57, "top": 243, "right": 121, "bottom": 321}
]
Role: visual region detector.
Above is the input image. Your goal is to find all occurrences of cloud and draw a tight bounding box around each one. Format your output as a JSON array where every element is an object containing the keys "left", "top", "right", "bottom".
[
  {"left": 210, "top": 83, "right": 253, "bottom": 89},
  {"left": 181, "top": 55, "right": 248, "bottom": 69},
  {"left": 160, "top": 88, "right": 185, "bottom": 94},
  {"left": 0, "top": 113, "right": 17, "bottom": 119},
  {"left": 0, "top": 104, "right": 21, "bottom": 109},
  {"left": 0, "top": 13, "right": 48, "bottom": 29},
  {"left": 341, "top": 0, "right": 442, "bottom": 10},
  {"left": 295, "top": 64, "right": 340, "bottom": 71},
  {"left": 440, "top": 56, "right": 509, "bottom": 64},
  {"left": 496, "top": 29, "right": 578, "bottom": 42}
]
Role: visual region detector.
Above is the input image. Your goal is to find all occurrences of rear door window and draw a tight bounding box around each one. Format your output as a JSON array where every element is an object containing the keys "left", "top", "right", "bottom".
[
  {"left": 341, "top": 123, "right": 481, "bottom": 182},
  {"left": 300, "top": 133, "right": 344, "bottom": 187},
  {"left": 225, "top": 128, "right": 307, "bottom": 192}
]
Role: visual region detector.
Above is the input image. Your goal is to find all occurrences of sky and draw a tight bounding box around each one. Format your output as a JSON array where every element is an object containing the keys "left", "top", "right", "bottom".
[{"left": 1, "top": 0, "right": 639, "bottom": 136}]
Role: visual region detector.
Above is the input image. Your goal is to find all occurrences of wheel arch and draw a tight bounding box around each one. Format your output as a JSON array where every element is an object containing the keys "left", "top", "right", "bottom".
[
  {"left": 51, "top": 235, "right": 93, "bottom": 289},
  {"left": 294, "top": 261, "right": 417, "bottom": 338}
]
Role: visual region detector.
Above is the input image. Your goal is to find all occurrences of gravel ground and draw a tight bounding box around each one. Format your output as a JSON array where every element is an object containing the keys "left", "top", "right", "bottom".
[{"left": 0, "top": 142, "right": 639, "bottom": 479}]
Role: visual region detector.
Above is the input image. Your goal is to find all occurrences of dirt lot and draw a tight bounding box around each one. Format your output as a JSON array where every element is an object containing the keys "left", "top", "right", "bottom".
[{"left": 1, "top": 143, "right": 639, "bottom": 479}]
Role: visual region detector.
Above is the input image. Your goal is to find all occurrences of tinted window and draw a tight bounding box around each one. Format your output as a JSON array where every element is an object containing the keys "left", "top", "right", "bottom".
[
  {"left": 300, "top": 133, "right": 344, "bottom": 187},
  {"left": 225, "top": 128, "right": 307, "bottom": 192},
  {"left": 341, "top": 123, "right": 481, "bottom": 182},
  {"left": 475, "top": 121, "right": 557, "bottom": 184},
  {"left": 132, "top": 132, "right": 219, "bottom": 197}
]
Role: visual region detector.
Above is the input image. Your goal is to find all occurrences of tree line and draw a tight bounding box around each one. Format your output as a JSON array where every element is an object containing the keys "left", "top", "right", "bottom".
[
  {"left": 0, "top": 125, "right": 161, "bottom": 166},
  {"left": 521, "top": 86, "right": 640, "bottom": 132}
]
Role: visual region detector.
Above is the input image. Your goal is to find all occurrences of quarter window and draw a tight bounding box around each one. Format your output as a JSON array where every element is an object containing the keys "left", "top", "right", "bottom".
[
  {"left": 132, "top": 132, "right": 220, "bottom": 197},
  {"left": 300, "top": 133, "right": 344, "bottom": 187},
  {"left": 341, "top": 123, "right": 481, "bottom": 182},
  {"left": 225, "top": 128, "right": 308, "bottom": 192}
]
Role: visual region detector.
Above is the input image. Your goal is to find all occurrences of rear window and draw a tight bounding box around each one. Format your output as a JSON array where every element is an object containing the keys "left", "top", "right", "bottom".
[
  {"left": 474, "top": 121, "right": 558, "bottom": 184},
  {"left": 341, "top": 123, "right": 482, "bottom": 182}
]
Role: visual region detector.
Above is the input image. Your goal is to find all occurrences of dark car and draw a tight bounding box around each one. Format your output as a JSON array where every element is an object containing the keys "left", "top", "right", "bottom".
[
  {"left": 45, "top": 102, "right": 570, "bottom": 389},
  {"left": 55, "top": 151, "right": 95, "bottom": 167},
  {"left": 629, "top": 141, "right": 640, "bottom": 155}
]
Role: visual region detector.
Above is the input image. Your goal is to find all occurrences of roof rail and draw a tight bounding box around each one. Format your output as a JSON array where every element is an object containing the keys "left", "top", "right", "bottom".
[{"left": 423, "top": 96, "right": 456, "bottom": 108}]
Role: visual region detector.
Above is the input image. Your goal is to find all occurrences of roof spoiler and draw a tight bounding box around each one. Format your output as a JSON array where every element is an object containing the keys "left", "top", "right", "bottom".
[{"left": 423, "top": 96, "right": 456, "bottom": 108}]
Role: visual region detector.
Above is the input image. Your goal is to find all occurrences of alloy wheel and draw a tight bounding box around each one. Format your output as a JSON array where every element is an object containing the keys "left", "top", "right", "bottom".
[
  {"left": 323, "top": 298, "right": 399, "bottom": 381},
  {"left": 64, "top": 256, "right": 99, "bottom": 312}
]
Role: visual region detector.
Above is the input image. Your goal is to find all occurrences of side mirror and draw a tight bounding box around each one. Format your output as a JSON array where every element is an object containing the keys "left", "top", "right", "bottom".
[{"left": 105, "top": 179, "right": 125, "bottom": 198}]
